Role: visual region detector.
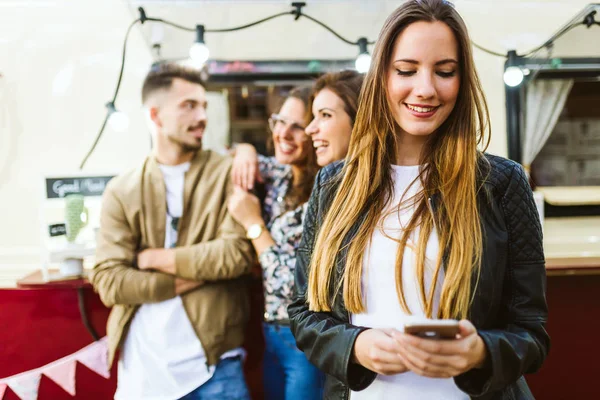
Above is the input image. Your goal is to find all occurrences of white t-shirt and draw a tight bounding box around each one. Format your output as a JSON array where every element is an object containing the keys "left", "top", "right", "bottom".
[
  {"left": 115, "top": 161, "right": 242, "bottom": 400},
  {"left": 350, "top": 165, "right": 468, "bottom": 400}
]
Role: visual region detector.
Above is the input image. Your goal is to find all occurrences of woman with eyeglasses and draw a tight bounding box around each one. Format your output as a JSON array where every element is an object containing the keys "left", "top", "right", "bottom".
[
  {"left": 227, "top": 87, "right": 324, "bottom": 400},
  {"left": 233, "top": 71, "right": 365, "bottom": 188}
]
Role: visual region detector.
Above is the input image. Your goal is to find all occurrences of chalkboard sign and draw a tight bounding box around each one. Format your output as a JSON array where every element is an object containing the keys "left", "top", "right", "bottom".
[
  {"left": 45, "top": 176, "right": 114, "bottom": 199},
  {"left": 48, "top": 223, "right": 66, "bottom": 237}
]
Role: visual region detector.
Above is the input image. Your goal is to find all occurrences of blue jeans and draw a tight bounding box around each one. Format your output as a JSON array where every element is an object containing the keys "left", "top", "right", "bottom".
[
  {"left": 263, "top": 323, "right": 325, "bottom": 400},
  {"left": 179, "top": 356, "right": 250, "bottom": 400}
]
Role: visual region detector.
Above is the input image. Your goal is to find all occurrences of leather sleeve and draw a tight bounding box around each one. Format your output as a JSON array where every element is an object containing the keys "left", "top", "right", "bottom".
[
  {"left": 288, "top": 166, "right": 377, "bottom": 391},
  {"left": 455, "top": 160, "right": 550, "bottom": 396}
]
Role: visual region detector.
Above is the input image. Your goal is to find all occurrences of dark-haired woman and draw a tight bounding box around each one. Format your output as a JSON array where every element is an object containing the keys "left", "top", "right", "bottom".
[{"left": 227, "top": 87, "right": 324, "bottom": 400}]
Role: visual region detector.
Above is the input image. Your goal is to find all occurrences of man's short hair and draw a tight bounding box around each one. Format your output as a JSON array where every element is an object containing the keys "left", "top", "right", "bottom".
[{"left": 142, "top": 63, "right": 205, "bottom": 104}]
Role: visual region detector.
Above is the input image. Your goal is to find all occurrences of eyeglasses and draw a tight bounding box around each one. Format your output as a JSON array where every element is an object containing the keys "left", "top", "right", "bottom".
[{"left": 268, "top": 113, "right": 306, "bottom": 134}]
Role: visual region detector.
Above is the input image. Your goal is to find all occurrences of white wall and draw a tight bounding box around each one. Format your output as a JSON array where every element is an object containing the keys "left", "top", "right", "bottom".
[
  {"left": 0, "top": 0, "right": 153, "bottom": 285},
  {"left": 131, "top": 0, "right": 596, "bottom": 157},
  {"left": 0, "top": 0, "right": 596, "bottom": 285}
]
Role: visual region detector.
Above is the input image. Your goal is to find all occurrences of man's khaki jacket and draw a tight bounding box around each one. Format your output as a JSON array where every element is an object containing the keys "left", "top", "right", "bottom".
[{"left": 89, "top": 150, "right": 255, "bottom": 367}]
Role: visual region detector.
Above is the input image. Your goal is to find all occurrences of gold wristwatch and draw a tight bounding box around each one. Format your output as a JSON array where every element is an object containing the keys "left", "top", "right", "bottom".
[{"left": 246, "top": 223, "right": 265, "bottom": 240}]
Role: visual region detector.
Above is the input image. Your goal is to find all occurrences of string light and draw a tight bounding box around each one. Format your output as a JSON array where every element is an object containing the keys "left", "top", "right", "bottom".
[
  {"left": 503, "top": 66, "right": 524, "bottom": 87},
  {"left": 106, "top": 102, "right": 129, "bottom": 132},
  {"left": 355, "top": 37, "right": 371, "bottom": 73},
  {"left": 79, "top": 3, "right": 599, "bottom": 169},
  {"left": 503, "top": 50, "right": 524, "bottom": 87},
  {"left": 189, "top": 25, "right": 209, "bottom": 65},
  {"left": 80, "top": 3, "right": 377, "bottom": 169},
  {"left": 502, "top": 10, "right": 598, "bottom": 88}
]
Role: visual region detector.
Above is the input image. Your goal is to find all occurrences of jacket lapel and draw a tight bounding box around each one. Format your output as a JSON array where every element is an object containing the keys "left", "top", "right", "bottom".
[
  {"left": 143, "top": 156, "right": 167, "bottom": 248},
  {"left": 182, "top": 151, "right": 209, "bottom": 219},
  {"left": 142, "top": 151, "right": 209, "bottom": 249}
]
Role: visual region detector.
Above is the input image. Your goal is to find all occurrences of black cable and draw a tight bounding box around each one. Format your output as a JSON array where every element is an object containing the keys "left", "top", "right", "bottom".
[
  {"left": 208, "top": 11, "right": 294, "bottom": 33},
  {"left": 79, "top": 112, "right": 110, "bottom": 170},
  {"left": 470, "top": 14, "right": 596, "bottom": 60},
  {"left": 146, "top": 17, "right": 194, "bottom": 32},
  {"left": 80, "top": 19, "right": 140, "bottom": 169},
  {"left": 523, "top": 9, "right": 599, "bottom": 57},
  {"left": 142, "top": 10, "right": 368, "bottom": 43},
  {"left": 522, "top": 21, "right": 584, "bottom": 57},
  {"left": 300, "top": 12, "right": 375, "bottom": 45},
  {"left": 471, "top": 41, "right": 507, "bottom": 58},
  {"left": 519, "top": 11, "right": 597, "bottom": 58},
  {"left": 112, "top": 20, "right": 141, "bottom": 103},
  {"left": 145, "top": 12, "right": 294, "bottom": 33},
  {"left": 519, "top": 21, "right": 587, "bottom": 82}
]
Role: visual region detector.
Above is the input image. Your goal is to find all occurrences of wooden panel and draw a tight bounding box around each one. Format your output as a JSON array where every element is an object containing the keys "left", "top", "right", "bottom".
[{"left": 527, "top": 275, "right": 600, "bottom": 399}]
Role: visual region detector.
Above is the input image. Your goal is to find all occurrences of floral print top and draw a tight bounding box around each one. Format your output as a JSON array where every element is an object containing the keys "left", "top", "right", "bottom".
[{"left": 257, "top": 155, "right": 308, "bottom": 322}]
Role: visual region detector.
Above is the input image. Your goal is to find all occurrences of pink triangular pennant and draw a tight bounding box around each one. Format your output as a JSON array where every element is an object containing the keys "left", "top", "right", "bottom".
[
  {"left": 42, "top": 359, "right": 76, "bottom": 396},
  {"left": 5, "top": 373, "right": 41, "bottom": 400},
  {"left": 74, "top": 338, "right": 109, "bottom": 379},
  {"left": 0, "top": 384, "right": 20, "bottom": 400}
]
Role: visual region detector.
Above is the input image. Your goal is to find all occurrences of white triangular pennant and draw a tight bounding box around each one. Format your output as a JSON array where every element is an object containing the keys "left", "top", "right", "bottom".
[
  {"left": 42, "top": 359, "right": 76, "bottom": 396},
  {"left": 5, "top": 373, "right": 41, "bottom": 400},
  {"left": 74, "top": 338, "right": 109, "bottom": 379}
]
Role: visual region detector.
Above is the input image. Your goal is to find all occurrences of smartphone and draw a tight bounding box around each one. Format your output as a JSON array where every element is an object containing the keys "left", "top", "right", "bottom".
[{"left": 404, "top": 319, "right": 460, "bottom": 340}]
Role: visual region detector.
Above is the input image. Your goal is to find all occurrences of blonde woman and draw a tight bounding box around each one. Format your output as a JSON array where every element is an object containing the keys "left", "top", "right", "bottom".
[{"left": 288, "top": 1, "right": 549, "bottom": 399}]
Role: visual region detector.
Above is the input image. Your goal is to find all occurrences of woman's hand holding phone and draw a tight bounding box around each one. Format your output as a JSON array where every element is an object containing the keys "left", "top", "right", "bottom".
[
  {"left": 353, "top": 328, "right": 409, "bottom": 375},
  {"left": 392, "top": 319, "right": 487, "bottom": 378}
]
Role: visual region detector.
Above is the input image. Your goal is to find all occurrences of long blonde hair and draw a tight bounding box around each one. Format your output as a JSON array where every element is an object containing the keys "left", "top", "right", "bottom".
[{"left": 307, "top": 0, "right": 491, "bottom": 320}]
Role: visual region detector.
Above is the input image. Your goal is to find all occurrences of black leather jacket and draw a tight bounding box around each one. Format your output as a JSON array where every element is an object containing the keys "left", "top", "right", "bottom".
[{"left": 288, "top": 154, "right": 549, "bottom": 400}]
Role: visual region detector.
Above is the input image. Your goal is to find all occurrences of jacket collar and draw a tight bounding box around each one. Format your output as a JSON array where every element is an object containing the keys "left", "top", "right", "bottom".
[{"left": 142, "top": 150, "right": 210, "bottom": 247}]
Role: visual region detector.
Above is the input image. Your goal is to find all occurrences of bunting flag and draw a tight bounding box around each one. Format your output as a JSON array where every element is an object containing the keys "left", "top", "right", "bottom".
[
  {"left": 0, "top": 385, "right": 20, "bottom": 400},
  {"left": 3, "top": 375, "right": 40, "bottom": 400},
  {"left": 0, "top": 337, "right": 109, "bottom": 400},
  {"left": 73, "top": 339, "right": 110, "bottom": 379},
  {"left": 41, "top": 361, "right": 76, "bottom": 396}
]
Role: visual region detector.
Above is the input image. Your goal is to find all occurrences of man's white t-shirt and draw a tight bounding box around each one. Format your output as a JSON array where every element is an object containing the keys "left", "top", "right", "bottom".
[
  {"left": 350, "top": 165, "right": 468, "bottom": 400},
  {"left": 115, "top": 161, "right": 242, "bottom": 400}
]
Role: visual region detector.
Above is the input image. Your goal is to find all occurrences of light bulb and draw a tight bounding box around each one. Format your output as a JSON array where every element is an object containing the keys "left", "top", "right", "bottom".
[
  {"left": 355, "top": 37, "right": 371, "bottom": 73},
  {"left": 108, "top": 110, "right": 129, "bottom": 132},
  {"left": 503, "top": 66, "right": 524, "bottom": 87},
  {"left": 189, "top": 42, "right": 210, "bottom": 64},
  {"left": 355, "top": 53, "right": 371, "bottom": 73}
]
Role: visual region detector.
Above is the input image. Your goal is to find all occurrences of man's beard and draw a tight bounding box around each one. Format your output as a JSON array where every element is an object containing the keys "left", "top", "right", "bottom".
[
  {"left": 181, "top": 142, "right": 201, "bottom": 152},
  {"left": 168, "top": 132, "right": 203, "bottom": 152}
]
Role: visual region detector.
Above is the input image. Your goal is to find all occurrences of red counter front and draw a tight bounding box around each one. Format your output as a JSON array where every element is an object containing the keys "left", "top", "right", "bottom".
[
  {"left": 0, "top": 272, "right": 265, "bottom": 400},
  {"left": 1, "top": 269, "right": 598, "bottom": 399},
  {"left": 0, "top": 284, "right": 116, "bottom": 399}
]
